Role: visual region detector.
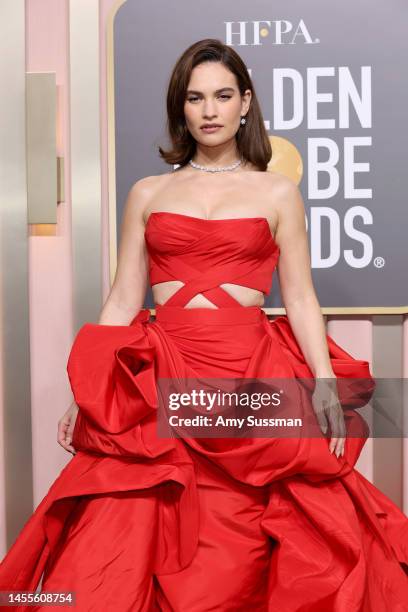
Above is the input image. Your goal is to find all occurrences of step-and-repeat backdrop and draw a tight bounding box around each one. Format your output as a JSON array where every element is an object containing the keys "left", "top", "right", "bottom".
[{"left": 111, "top": 0, "right": 407, "bottom": 311}]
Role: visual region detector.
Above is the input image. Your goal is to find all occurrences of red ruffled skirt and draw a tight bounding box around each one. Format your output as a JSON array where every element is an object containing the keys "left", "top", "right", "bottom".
[{"left": 1, "top": 305, "right": 408, "bottom": 611}]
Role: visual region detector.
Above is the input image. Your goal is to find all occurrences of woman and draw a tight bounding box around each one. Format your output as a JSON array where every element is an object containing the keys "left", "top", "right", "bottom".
[{"left": 1, "top": 39, "right": 407, "bottom": 611}]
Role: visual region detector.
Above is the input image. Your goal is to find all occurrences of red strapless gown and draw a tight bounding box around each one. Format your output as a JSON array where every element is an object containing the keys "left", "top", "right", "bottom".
[{"left": 1, "top": 212, "right": 408, "bottom": 611}]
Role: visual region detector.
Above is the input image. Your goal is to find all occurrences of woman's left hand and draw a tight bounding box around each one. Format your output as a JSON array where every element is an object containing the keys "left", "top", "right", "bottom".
[{"left": 311, "top": 378, "right": 346, "bottom": 457}]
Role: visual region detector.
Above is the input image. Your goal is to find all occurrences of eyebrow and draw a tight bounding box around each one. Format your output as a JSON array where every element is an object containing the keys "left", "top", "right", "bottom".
[{"left": 186, "top": 87, "right": 235, "bottom": 95}]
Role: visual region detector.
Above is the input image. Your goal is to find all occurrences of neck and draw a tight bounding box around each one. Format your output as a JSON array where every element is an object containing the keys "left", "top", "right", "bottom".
[{"left": 192, "top": 143, "right": 242, "bottom": 168}]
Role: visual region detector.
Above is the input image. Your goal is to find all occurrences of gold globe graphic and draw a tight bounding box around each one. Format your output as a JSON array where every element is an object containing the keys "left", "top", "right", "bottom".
[{"left": 266, "top": 136, "right": 303, "bottom": 185}]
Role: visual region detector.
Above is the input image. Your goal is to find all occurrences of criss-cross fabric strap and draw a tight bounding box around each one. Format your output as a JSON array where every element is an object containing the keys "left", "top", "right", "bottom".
[
  {"left": 163, "top": 263, "right": 248, "bottom": 307},
  {"left": 149, "top": 250, "right": 253, "bottom": 307},
  {"left": 163, "top": 275, "right": 243, "bottom": 308}
]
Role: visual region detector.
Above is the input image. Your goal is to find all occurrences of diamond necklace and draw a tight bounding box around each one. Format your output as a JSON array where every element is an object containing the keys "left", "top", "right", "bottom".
[{"left": 188, "top": 158, "right": 242, "bottom": 173}]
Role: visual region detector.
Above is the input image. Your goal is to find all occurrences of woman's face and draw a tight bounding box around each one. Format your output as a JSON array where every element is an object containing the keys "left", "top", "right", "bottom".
[{"left": 183, "top": 62, "right": 251, "bottom": 147}]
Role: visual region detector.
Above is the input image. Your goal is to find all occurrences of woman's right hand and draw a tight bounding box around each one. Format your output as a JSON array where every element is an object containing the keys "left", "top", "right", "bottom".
[{"left": 57, "top": 400, "right": 79, "bottom": 455}]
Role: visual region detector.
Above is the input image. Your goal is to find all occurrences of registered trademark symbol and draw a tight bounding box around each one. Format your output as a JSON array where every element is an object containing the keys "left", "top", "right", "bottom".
[
  {"left": 374, "top": 256, "right": 385, "bottom": 268},
  {"left": 315, "top": 38, "right": 320, "bottom": 43}
]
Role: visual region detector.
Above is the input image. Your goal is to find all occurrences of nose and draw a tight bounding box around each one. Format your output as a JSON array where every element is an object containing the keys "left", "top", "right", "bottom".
[{"left": 202, "top": 99, "right": 218, "bottom": 119}]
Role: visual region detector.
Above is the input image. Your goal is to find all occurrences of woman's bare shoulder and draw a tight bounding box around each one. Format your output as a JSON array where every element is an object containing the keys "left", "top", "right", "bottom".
[
  {"left": 261, "top": 170, "right": 298, "bottom": 192},
  {"left": 263, "top": 171, "right": 302, "bottom": 208},
  {"left": 128, "top": 172, "right": 173, "bottom": 216},
  {"left": 130, "top": 172, "right": 173, "bottom": 195}
]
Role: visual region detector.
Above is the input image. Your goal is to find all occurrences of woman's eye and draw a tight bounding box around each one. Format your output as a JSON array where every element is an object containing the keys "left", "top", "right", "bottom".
[{"left": 187, "top": 95, "right": 232, "bottom": 102}]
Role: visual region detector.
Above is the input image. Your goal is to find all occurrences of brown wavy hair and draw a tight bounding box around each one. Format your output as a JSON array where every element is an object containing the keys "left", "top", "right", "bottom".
[{"left": 158, "top": 39, "right": 272, "bottom": 171}]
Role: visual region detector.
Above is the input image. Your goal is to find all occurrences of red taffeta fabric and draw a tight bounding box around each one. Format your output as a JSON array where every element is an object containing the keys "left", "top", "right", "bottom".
[{"left": 1, "top": 213, "right": 407, "bottom": 612}]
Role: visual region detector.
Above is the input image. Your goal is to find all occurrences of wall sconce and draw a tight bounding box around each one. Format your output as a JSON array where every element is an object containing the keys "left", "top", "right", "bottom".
[{"left": 26, "top": 72, "right": 64, "bottom": 234}]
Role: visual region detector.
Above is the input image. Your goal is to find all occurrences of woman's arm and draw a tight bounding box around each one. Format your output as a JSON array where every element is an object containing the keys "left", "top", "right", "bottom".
[
  {"left": 98, "top": 179, "right": 151, "bottom": 326},
  {"left": 59, "top": 179, "right": 153, "bottom": 454},
  {"left": 272, "top": 176, "right": 345, "bottom": 457},
  {"left": 273, "top": 176, "right": 335, "bottom": 378}
]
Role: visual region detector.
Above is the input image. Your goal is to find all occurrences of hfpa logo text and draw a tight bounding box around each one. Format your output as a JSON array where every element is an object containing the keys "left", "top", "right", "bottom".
[{"left": 225, "top": 20, "right": 319, "bottom": 46}]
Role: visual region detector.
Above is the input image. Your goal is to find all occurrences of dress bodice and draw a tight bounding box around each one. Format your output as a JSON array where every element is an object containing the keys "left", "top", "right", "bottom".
[{"left": 144, "top": 211, "right": 280, "bottom": 307}]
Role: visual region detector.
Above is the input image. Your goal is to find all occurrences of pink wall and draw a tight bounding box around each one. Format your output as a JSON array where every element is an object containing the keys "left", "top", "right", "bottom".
[
  {"left": 26, "top": 0, "right": 74, "bottom": 506},
  {"left": 23, "top": 0, "right": 119, "bottom": 511}
]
